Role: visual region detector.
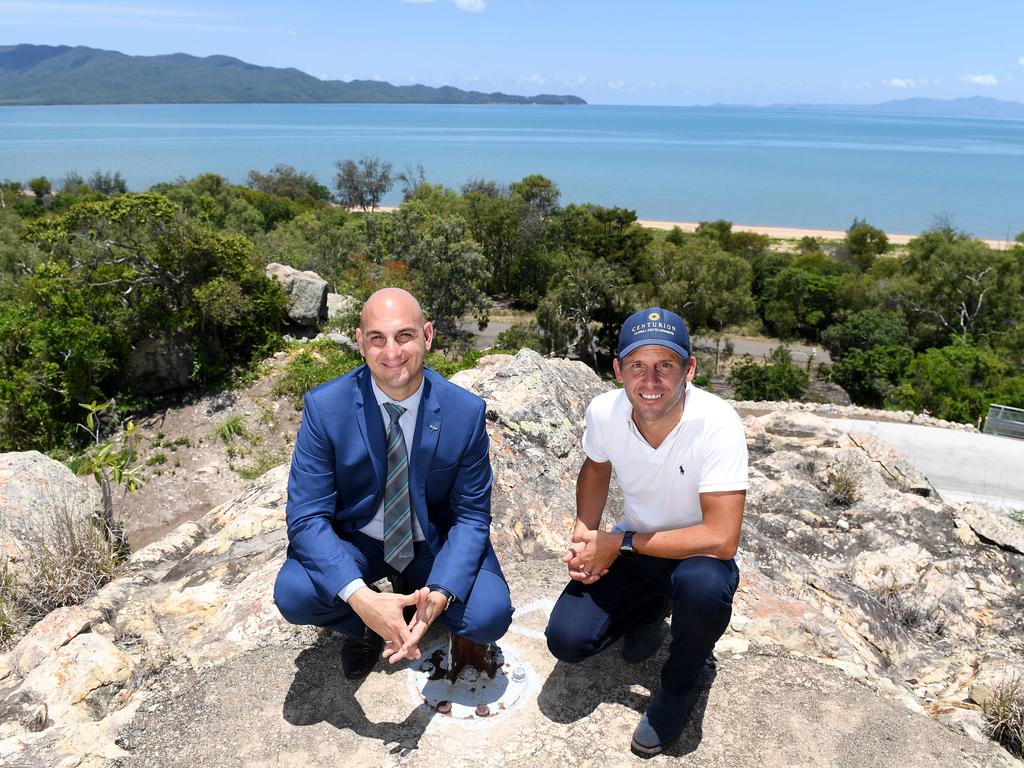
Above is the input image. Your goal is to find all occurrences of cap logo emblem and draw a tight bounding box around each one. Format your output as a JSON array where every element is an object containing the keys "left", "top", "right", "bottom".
[{"left": 648, "top": 312, "right": 660, "bottom": 321}]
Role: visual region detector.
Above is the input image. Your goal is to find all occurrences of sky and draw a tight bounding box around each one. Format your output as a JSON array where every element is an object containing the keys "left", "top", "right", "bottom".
[{"left": 3, "top": 0, "right": 1024, "bottom": 106}]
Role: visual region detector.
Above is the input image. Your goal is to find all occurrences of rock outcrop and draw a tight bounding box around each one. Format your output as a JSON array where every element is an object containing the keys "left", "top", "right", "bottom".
[
  {"left": 265, "top": 263, "right": 327, "bottom": 327},
  {"left": 1, "top": 350, "right": 1021, "bottom": 767}
]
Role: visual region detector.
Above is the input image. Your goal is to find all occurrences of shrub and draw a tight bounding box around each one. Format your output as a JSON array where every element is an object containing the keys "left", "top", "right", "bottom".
[
  {"left": 272, "top": 342, "right": 363, "bottom": 407},
  {"left": 728, "top": 347, "right": 809, "bottom": 402},
  {"left": 983, "top": 675, "right": 1024, "bottom": 758},
  {"left": 494, "top": 322, "right": 545, "bottom": 353}
]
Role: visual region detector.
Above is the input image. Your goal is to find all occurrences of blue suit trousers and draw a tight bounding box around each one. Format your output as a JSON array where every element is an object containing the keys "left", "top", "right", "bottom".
[{"left": 275, "top": 532, "right": 513, "bottom": 644}]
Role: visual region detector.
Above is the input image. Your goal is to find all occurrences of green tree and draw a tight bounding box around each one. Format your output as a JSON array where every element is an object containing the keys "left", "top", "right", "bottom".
[
  {"left": 841, "top": 218, "right": 889, "bottom": 271},
  {"left": 536, "top": 256, "right": 630, "bottom": 367},
  {"left": 87, "top": 170, "right": 128, "bottom": 196},
  {"left": 28, "top": 176, "right": 51, "bottom": 202},
  {"left": 820, "top": 308, "right": 910, "bottom": 360},
  {"left": 384, "top": 204, "right": 490, "bottom": 340},
  {"left": 246, "top": 164, "right": 331, "bottom": 202},
  {"left": 728, "top": 347, "right": 809, "bottom": 401},
  {"left": 545, "top": 204, "right": 652, "bottom": 282},
  {"left": 334, "top": 156, "right": 394, "bottom": 212},
  {"left": 888, "top": 339, "right": 1024, "bottom": 424},
  {"left": 761, "top": 267, "right": 841, "bottom": 339},
  {"left": 641, "top": 237, "right": 755, "bottom": 332},
  {"left": 830, "top": 344, "right": 913, "bottom": 407},
  {"left": 897, "top": 230, "right": 1022, "bottom": 348},
  {"left": 260, "top": 208, "right": 364, "bottom": 292}
]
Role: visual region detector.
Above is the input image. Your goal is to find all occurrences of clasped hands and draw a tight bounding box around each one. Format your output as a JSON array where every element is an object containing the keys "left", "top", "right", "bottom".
[
  {"left": 562, "top": 527, "right": 622, "bottom": 585},
  {"left": 348, "top": 586, "right": 449, "bottom": 664}
]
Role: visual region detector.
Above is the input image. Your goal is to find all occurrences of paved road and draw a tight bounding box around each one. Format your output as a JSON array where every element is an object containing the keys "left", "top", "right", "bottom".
[
  {"left": 828, "top": 418, "right": 1024, "bottom": 512},
  {"left": 692, "top": 335, "right": 831, "bottom": 365}
]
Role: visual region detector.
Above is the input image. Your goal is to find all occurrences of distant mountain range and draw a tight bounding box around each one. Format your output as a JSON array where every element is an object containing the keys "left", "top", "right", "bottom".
[
  {"left": 0, "top": 44, "right": 586, "bottom": 106},
  {"left": 763, "top": 96, "right": 1024, "bottom": 119}
]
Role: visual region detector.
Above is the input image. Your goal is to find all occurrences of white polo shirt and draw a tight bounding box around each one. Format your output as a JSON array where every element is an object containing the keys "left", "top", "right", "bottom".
[{"left": 582, "top": 383, "right": 748, "bottom": 533}]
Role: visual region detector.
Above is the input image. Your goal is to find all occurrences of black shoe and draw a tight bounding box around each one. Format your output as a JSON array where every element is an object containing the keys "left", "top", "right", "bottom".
[
  {"left": 341, "top": 629, "right": 384, "bottom": 680},
  {"left": 630, "top": 687, "right": 699, "bottom": 757},
  {"left": 622, "top": 598, "right": 671, "bottom": 663}
]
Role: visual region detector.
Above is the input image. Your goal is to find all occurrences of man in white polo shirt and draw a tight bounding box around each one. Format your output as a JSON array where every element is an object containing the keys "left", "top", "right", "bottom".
[{"left": 545, "top": 307, "right": 748, "bottom": 757}]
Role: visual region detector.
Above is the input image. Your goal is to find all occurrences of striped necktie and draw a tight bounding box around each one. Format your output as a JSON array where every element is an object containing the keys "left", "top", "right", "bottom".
[{"left": 382, "top": 402, "right": 414, "bottom": 571}]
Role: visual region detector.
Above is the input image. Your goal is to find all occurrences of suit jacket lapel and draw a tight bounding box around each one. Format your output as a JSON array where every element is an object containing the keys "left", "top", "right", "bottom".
[{"left": 355, "top": 367, "right": 386, "bottom": 493}]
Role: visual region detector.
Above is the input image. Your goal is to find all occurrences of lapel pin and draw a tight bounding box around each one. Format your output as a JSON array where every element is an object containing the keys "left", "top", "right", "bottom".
[{"left": 428, "top": 424, "right": 439, "bottom": 432}]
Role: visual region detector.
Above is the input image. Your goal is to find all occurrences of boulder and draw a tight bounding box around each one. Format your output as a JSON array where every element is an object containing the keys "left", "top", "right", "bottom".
[
  {"left": 0, "top": 452, "right": 98, "bottom": 564},
  {"left": 124, "top": 336, "right": 193, "bottom": 394},
  {"left": 265, "top": 263, "right": 327, "bottom": 326},
  {"left": 325, "top": 292, "right": 358, "bottom": 321}
]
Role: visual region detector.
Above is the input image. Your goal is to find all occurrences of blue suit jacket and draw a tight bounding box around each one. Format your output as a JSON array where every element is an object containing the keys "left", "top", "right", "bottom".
[{"left": 284, "top": 364, "right": 497, "bottom": 604}]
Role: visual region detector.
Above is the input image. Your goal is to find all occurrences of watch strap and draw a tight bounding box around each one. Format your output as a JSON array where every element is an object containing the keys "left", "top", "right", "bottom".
[{"left": 428, "top": 584, "right": 455, "bottom": 610}]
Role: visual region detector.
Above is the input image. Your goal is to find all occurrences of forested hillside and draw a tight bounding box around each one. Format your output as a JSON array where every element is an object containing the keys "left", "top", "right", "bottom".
[{"left": 0, "top": 44, "right": 586, "bottom": 105}]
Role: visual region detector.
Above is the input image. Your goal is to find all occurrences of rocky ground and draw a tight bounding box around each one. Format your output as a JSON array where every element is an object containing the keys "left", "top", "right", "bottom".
[{"left": 1, "top": 350, "right": 1022, "bottom": 767}]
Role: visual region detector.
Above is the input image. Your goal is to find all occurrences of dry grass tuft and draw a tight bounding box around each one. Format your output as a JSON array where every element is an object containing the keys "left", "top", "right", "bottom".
[
  {"left": 1, "top": 494, "right": 122, "bottom": 647},
  {"left": 983, "top": 674, "right": 1024, "bottom": 758},
  {"left": 824, "top": 459, "right": 862, "bottom": 507}
]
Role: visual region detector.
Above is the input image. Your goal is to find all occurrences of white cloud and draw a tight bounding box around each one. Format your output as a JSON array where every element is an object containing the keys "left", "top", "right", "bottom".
[
  {"left": 401, "top": 0, "right": 435, "bottom": 4},
  {"left": 1019, "top": 56, "right": 1024, "bottom": 69},
  {"left": 961, "top": 73, "right": 999, "bottom": 86},
  {"left": 287, "top": 28, "right": 301, "bottom": 37},
  {"left": 606, "top": 79, "right": 625, "bottom": 91},
  {"left": 518, "top": 73, "right": 545, "bottom": 85},
  {"left": 882, "top": 77, "right": 927, "bottom": 88}
]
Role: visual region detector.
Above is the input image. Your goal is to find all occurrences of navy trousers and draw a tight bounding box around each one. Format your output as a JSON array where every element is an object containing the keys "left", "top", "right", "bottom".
[
  {"left": 545, "top": 554, "right": 739, "bottom": 694},
  {"left": 274, "top": 532, "right": 513, "bottom": 644}
]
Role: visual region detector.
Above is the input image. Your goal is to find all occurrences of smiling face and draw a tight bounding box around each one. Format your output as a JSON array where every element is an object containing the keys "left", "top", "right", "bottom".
[
  {"left": 355, "top": 288, "right": 433, "bottom": 401},
  {"left": 613, "top": 344, "right": 697, "bottom": 432}
]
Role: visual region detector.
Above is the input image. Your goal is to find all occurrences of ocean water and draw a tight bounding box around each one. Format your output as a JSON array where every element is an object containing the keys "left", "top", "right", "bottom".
[{"left": 1, "top": 103, "right": 1022, "bottom": 239}]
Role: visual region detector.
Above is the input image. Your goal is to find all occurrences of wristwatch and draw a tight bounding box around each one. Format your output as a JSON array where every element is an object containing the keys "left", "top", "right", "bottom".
[
  {"left": 620, "top": 530, "right": 638, "bottom": 557},
  {"left": 428, "top": 585, "right": 455, "bottom": 611}
]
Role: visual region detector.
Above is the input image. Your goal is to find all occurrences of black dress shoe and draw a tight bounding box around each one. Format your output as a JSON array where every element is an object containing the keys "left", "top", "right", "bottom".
[{"left": 341, "top": 629, "right": 384, "bottom": 680}]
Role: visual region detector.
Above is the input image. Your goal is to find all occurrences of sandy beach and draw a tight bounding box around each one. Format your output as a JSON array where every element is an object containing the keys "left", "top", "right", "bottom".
[
  {"left": 376, "top": 207, "right": 1014, "bottom": 249},
  {"left": 636, "top": 219, "right": 1015, "bottom": 250}
]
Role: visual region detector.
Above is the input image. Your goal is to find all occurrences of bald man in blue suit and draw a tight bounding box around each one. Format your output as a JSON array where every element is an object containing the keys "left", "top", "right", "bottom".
[{"left": 274, "top": 288, "right": 512, "bottom": 678}]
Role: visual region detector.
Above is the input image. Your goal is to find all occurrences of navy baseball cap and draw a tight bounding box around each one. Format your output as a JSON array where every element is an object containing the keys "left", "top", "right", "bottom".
[{"left": 617, "top": 307, "right": 691, "bottom": 359}]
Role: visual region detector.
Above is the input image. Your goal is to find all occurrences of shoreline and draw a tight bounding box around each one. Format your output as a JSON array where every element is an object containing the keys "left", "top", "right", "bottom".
[
  {"left": 375, "top": 208, "right": 1014, "bottom": 249},
  {"left": 636, "top": 219, "right": 1014, "bottom": 250}
]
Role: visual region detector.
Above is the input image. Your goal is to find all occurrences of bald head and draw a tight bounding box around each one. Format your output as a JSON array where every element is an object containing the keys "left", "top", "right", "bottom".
[
  {"left": 355, "top": 288, "right": 433, "bottom": 400},
  {"left": 359, "top": 287, "right": 426, "bottom": 331}
]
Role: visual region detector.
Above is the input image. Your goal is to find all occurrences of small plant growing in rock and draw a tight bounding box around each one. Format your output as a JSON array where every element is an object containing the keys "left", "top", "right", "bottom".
[
  {"left": 983, "top": 674, "right": 1024, "bottom": 758},
  {"left": 1011, "top": 510, "right": 1024, "bottom": 526},
  {"left": 799, "top": 449, "right": 824, "bottom": 477},
  {"left": 824, "top": 459, "right": 861, "bottom": 507},
  {"left": 215, "top": 415, "right": 248, "bottom": 443},
  {"left": 75, "top": 401, "right": 143, "bottom": 549}
]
